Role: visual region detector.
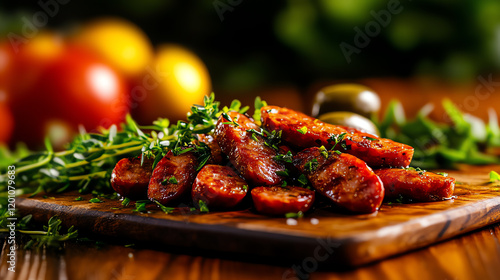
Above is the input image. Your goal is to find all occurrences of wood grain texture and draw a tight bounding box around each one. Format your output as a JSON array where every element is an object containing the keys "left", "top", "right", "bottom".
[
  {"left": 2, "top": 224, "right": 500, "bottom": 280},
  {"left": 14, "top": 165, "right": 500, "bottom": 269}
]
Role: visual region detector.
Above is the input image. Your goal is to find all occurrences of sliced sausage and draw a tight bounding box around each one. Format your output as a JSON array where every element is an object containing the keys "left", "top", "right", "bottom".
[
  {"left": 196, "top": 133, "right": 224, "bottom": 165},
  {"left": 374, "top": 168, "right": 455, "bottom": 201},
  {"left": 215, "top": 111, "right": 285, "bottom": 186},
  {"left": 111, "top": 156, "right": 154, "bottom": 199},
  {"left": 192, "top": 164, "right": 248, "bottom": 209},
  {"left": 251, "top": 186, "right": 315, "bottom": 216},
  {"left": 148, "top": 150, "right": 198, "bottom": 205},
  {"left": 261, "top": 106, "right": 414, "bottom": 168},
  {"left": 293, "top": 147, "right": 384, "bottom": 213}
]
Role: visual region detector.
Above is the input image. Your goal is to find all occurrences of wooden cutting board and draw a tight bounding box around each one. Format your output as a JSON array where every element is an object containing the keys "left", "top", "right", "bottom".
[{"left": 17, "top": 164, "right": 500, "bottom": 268}]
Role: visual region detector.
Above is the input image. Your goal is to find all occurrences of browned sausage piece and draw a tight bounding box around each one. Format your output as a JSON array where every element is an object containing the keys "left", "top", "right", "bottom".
[
  {"left": 148, "top": 151, "right": 198, "bottom": 205},
  {"left": 261, "top": 106, "right": 414, "bottom": 168},
  {"left": 374, "top": 168, "right": 455, "bottom": 202},
  {"left": 293, "top": 147, "right": 384, "bottom": 213},
  {"left": 196, "top": 133, "right": 224, "bottom": 165},
  {"left": 215, "top": 111, "right": 285, "bottom": 186},
  {"left": 111, "top": 156, "right": 153, "bottom": 199},
  {"left": 192, "top": 164, "right": 248, "bottom": 209},
  {"left": 251, "top": 186, "right": 315, "bottom": 216}
]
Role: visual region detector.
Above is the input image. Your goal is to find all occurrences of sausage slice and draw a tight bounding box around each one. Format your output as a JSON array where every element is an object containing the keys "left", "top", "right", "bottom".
[
  {"left": 192, "top": 164, "right": 248, "bottom": 209},
  {"left": 251, "top": 186, "right": 315, "bottom": 215},
  {"left": 111, "top": 156, "right": 153, "bottom": 199},
  {"left": 261, "top": 106, "right": 414, "bottom": 168},
  {"left": 148, "top": 151, "right": 198, "bottom": 204},
  {"left": 374, "top": 168, "right": 455, "bottom": 202},
  {"left": 215, "top": 111, "right": 285, "bottom": 186},
  {"left": 293, "top": 147, "right": 384, "bottom": 213}
]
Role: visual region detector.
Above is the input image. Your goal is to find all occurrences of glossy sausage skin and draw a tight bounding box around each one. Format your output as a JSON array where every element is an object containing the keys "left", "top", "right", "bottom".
[
  {"left": 192, "top": 165, "right": 248, "bottom": 209},
  {"left": 148, "top": 151, "right": 198, "bottom": 205},
  {"left": 111, "top": 157, "right": 153, "bottom": 199},
  {"left": 251, "top": 186, "right": 315, "bottom": 215},
  {"left": 374, "top": 168, "right": 455, "bottom": 201},
  {"left": 261, "top": 106, "right": 414, "bottom": 168},
  {"left": 196, "top": 133, "right": 224, "bottom": 165},
  {"left": 293, "top": 147, "right": 384, "bottom": 213},
  {"left": 215, "top": 111, "right": 285, "bottom": 186}
]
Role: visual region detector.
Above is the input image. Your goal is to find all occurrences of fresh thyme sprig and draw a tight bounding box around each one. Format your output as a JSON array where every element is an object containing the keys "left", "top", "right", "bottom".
[{"left": 0, "top": 94, "right": 264, "bottom": 199}]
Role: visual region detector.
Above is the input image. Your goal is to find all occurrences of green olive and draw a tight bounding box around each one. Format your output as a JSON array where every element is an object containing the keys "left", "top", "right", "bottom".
[
  {"left": 318, "top": 111, "right": 380, "bottom": 136},
  {"left": 311, "top": 84, "right": 381, "bottom": 118}
]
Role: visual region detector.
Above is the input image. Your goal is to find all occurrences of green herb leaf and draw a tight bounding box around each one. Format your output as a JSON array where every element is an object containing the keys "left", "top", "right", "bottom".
[
  {"left": 169, "top": 176, "right": 178, "bottom": 184},
  {"left": 23, "top": 216, "right": 78, "bottom": 250},
  {"left": 153, "top": 200, "right": 175, "bottom": 214},
  {"left": 198, "top": 200, "right": 209, "bottom": 213},
  {"left": 133, "top": 201, "right": 150, "bottom": 213},
  {"left": 122, "top": 197, "right": 131, "bottom": 206},
  {"left": 253, "top": 96, "right": 268, "bottom": 125},
  {"left": 304, "top": 159, "right": 318, "bottom": 172},
  {"left": 285, "top": 211, "right": 304, "bottom": 218},
  {"left": 74, "top": 196, "right": 83, "bottom": 201},
  {"left": 318, "top": 146, "right": 328, "bottom": 159},
  {"left": 276, "top": 169, "right": 289, "bottom": 177},
  {"left": 274, "top": 151, "right": 293, "bottom": 163},
  {"left": 89, "top": 198, "right": 104, "bottom": 203},
  {"left": 297, "top": 126, "right": 308, "bottom": 135},
  {"left": 490, "top": 171, "right": 500, "bottom": 182},
  {"left": 297, "top": 174, "right": 309, "bottom": 187}
]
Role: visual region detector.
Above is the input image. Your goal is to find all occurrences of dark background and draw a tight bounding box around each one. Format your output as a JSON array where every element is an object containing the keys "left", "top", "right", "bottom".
[{"left": 2, "top": 0, "right": 499, "bottom": 93}]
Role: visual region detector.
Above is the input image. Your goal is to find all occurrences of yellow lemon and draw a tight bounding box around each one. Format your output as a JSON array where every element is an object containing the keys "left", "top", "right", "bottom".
[{"left": 75, "top": 17, "right": 153, "bottom": 79}]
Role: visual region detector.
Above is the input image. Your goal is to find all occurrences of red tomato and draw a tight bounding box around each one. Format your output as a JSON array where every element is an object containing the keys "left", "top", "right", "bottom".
[
  {"left": 0, "top": 102, "right": 14, "bottom": 143},
  {"left": 0, "top": 42, "right": 15, "bottom": 91},
  {"left": 9, "top": 45, "right": 129, "bottom": 148}
]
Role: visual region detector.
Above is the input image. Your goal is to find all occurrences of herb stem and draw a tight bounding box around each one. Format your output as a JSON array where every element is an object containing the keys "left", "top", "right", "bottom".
[
  {"left": 66, "top": 171, "right": 108, "bottom": 181},
  {"left": 0, "top": 229, "right": 47, "bottom": 235},
  {"left": 15, "top": 153, "right": 53, "bottom": 174},
  {"left": 64, "top": 146, "right": 143, "bottom": 169}
]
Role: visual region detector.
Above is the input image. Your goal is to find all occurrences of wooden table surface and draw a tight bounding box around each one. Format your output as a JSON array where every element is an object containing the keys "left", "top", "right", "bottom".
[
  {"left": 1, "top": 222, "right": 500, "bottom": 280},
  {"left": 2, "top": 78, "right": 500, "bottom": 280}
]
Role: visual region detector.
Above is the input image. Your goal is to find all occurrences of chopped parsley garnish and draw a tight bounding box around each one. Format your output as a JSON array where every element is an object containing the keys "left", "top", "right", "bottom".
[
  {"left": 404, "top": 166, "right": 426, "bottom": 175},
  {"left": 153, "top": 200, "right": 175, "bottom": 214},
  {"left": 220, "top": 112, "right": 240, "bottom": 127},
  {"left": 328, "top": 132, "right": 349, "bottom": 151},
  {"left": 74, "top": 196, "right": 83, "bottom": 201},
  {"left": 198, "top": 200, "right": 209, "bottom": 213},
  {"left": 297, "top": 126, "right": 308, "bottom": 135},
  {"left": 490, "top": 171, "right": 500, "bottom": 182},
  {"left": 133, "top": 200, "right": 151, "bottom": 213},
  {"left": 89, "top": 197, "right": 103, "bottom": 203},
  {"left": 246, "top": 128, "right": 282, "bottom": 151},
  {"left": 364, "top": 136, "right": 379, "bottom": 141},
  {"left": 304, "top": 159, "right": 319, "bottom": 172},
  {"left": 318, "top": 146, "right": 329, "bottom": 159},
  {"left": 274, "top": 151, "right": 293, "bottom": 163},
  {"left": 242, "top": 185, "right": 248, "bottom": 191},
  {"left": 252, "top": 96, "right": 268, "bottom": 125},
  {"left": 281, "top": 181, "right": 288, "bottom": 187},
  {"left": 297, "top": 174, "right": 309, "bottom": 187},
  {"left": 285, "top": 211, "right": 304, "bottom": 218},
  {"left": 162, "top": 176, "right": 178, "bottom": 185},
  {"left": 436, "top": 172, "right": 448, "bottom": 177},
  {"left": 276, "top": 169, "right": 289, "bottom": 177},
  {"left": 122, "top": 197, "right": 131, "bottom": 206},
  {"left": 168, "top": 176, "right": 178, "bottom": 184}
]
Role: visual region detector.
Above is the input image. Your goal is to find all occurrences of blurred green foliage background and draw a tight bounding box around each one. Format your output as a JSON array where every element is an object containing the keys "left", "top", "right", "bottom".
[{"left": 1, "top": 0, "right": 499, "bottom": 91}]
